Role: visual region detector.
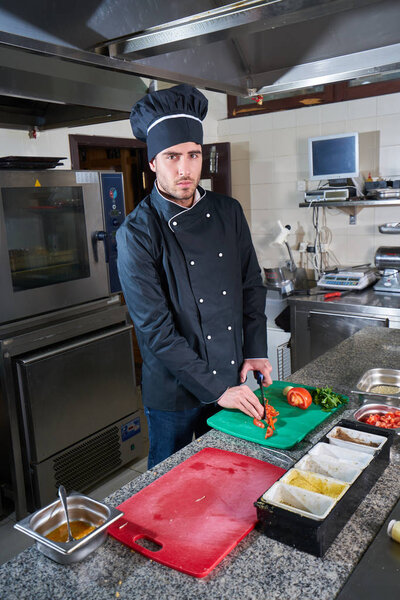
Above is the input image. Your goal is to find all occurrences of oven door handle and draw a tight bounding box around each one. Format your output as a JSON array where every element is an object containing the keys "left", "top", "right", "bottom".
[{"left": 94, "top": 230, "right": 110, "bottom": 263}]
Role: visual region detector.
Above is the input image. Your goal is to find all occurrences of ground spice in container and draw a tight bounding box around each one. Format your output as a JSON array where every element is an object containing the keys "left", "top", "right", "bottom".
[{"left": 331, "top": 428, "right": 379, "bottom": 447}]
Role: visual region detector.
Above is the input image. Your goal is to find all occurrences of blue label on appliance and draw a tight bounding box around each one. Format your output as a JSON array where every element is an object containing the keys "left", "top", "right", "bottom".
[
  {"left": 121, "top": 417, "right": 141, "bottom": 441},
  {"left": 100, "top": 172, "right": 125, "bottom": 294}
]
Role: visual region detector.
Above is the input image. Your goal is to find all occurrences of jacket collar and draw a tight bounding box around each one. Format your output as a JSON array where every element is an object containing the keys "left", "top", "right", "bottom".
[{"left": 150, "top": 182, "right": 206, "bottom": 224}]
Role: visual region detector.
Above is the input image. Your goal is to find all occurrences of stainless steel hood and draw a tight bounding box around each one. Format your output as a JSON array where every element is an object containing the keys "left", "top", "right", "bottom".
[{"left": 0, "top": 0, "right": 399, "bottom": 130}]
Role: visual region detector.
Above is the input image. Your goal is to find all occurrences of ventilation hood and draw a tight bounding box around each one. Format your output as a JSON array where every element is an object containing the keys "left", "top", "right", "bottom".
[{"left": 0, "top": 0, "right": 399, "bottom": 130}]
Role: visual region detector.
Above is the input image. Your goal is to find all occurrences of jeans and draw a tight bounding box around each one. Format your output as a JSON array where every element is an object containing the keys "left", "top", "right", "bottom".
[{"left": 144, "top": 403, "right": 219, "bottom": 469}]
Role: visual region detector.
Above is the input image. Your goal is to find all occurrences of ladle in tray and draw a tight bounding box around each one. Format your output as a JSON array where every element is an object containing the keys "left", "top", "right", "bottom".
[{"left": 58, "top": 485, "right": 74, "bottom": 542}]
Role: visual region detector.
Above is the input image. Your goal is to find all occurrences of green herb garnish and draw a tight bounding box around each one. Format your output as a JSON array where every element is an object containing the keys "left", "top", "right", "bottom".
[{"left": 312, "top": 387, "right": 348, "bottom": 412}]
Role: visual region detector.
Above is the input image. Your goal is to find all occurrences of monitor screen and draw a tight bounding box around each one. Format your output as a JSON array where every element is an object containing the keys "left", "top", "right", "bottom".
[{"left": 308, "top": 133, "right": 359, "bottom": 181}]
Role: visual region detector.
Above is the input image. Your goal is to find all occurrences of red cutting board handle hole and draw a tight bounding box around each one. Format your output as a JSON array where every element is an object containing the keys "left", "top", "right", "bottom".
[{"left": 133, "top": 536, "right": 163, "bottom": 552}]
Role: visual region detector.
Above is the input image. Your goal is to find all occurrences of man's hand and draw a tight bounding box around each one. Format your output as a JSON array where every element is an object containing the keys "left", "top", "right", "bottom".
[
  {"left": 217, "top": 385, "right": 264, "bottom": 419},
  {"left": 240, "top": 358, "right": 272, "bottom": 387}
]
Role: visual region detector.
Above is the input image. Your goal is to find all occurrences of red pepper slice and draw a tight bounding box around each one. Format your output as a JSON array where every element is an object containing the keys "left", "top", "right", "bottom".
[{"left": 253, "top": 417, "right": 265, "bottom": 428}]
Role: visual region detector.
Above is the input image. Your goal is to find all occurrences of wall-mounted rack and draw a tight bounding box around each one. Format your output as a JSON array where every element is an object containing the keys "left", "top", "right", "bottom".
[{"left": 299, "top": 199, "right": 400, "bottom": 224}]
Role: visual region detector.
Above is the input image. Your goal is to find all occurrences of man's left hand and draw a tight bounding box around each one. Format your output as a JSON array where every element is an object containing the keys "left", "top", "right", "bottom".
[{"left": 240, "top": 358, "right": 272, "bottom": 387}]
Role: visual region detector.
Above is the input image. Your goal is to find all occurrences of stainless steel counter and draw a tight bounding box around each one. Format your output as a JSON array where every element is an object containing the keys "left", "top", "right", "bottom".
[{"left": 288, "top": 288, "right": 400, "bottom": 371}]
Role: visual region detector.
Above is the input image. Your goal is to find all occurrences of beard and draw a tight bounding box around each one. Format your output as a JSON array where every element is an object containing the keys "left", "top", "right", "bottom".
[{"left": 156, "top": 174, "right": 200, "bottom": 206}]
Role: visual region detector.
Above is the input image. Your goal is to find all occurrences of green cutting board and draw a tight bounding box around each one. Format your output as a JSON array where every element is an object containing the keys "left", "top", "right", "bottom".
[{"left": 207, "top": 380, "right": 347, "bottom": 449}]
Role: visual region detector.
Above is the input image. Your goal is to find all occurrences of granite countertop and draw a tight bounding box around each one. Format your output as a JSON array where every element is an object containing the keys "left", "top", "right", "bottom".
[{"left": 1, "top": 327, "right": 399, "bottom": 600}]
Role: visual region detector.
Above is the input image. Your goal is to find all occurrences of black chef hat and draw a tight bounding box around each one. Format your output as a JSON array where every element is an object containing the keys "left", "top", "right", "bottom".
[{"left": 130, "top": 84, "right": 208, "bottom": 160}]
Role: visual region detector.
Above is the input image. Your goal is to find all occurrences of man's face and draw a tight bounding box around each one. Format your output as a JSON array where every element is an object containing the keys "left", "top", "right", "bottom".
[{"left": 149, "top": 141, "right": 202, "bottom": 208}]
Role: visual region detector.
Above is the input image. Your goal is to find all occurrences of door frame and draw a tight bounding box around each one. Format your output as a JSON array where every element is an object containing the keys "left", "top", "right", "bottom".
[{"left": 69, "top": 134, "right": 146, "bottom": 169}]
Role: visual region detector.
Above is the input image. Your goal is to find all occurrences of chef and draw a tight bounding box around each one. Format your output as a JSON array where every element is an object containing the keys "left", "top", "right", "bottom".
[{"left": 117, "top": 83, "right": 272, "bottom": 468}]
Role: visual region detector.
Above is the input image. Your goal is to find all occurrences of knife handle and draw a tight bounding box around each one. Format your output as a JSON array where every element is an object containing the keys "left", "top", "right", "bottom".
[{"left": 255, "top": 371, "right": 264, "bottom": 385}]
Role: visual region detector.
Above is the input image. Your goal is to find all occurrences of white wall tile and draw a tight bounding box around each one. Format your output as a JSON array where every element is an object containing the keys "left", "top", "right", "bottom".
[
  {"left": 272, "top": 128, "right": 297, "bottom": 157},
  {"left": 250, "top": 160, "right": 275, "bottom": 184},
  {"left": 219, "top": 115, "right": 251, "bottom": 136},
  {"left": 376, "top": 92, "right": 400, "bottom": 116},
  {"left": 273, "top": 155, "right": 298, "bottom": 183},
  {"left": 320, "top": 121, "right": 347, "bottom": 135},
  {"left": 272, "top": 110, "right": 296, "bottom": 129},
  {"left": 250, "top": 131, "right": 274, "bottom": 160},
  {"left": 251, "top": 181, "right": 298, "bottom": 210},
  {"left": 377, "top": 114, "right": 400, "bottom": 146},
  {"left": 231, "top": 159, "right": 250, "bottom": 186},
  {"left": 346, "top": 117, "right": 378, "bottom": 134},
  {"left": 347, "top": 97, "right": 377, "bottom": 120},
  {"left": 232, "top": 184, "right": 251, "bottom": 213},
  {"left": 295, "top": 105, "right": 321, "bottom": 127},
  {"left": 320, "top": 101, "right": 349, "bottom": 123},
  {"left": 379, "top": 146, "right": 400, "bottom": 177},
  {"left": 249, "top": 112, "right": 274, "bottom": 132},
  {"left": 296, "top": 124, "right": 322, "bottom": 148}
]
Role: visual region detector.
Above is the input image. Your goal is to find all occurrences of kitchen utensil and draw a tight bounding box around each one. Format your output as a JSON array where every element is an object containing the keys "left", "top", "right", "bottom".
[
  {"left": 324, "top": 290, "right": 353, "bottom": 301},
  {"left": 58, "top": 485, "right": 73, "bottom": 542},
  {"left": 207, "top": 380, "right": 347, "bottom": 449},
  {"left": 255, "top": 371, "right": 266, "bottom": 419},
  {"left": 14, "top": 492, "right": 123, "bottom": 564},
  {"left": 107, "top": 448, "right": 286, "bottom": 578}
]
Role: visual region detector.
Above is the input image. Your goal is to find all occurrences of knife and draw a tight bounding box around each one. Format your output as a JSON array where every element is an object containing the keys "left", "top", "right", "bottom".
[
  {"left": 324, "top": 290, "right": 353, "bottom": 301},
  {"left": 255, "top": 371, "right": 266, "bottom": 420}
]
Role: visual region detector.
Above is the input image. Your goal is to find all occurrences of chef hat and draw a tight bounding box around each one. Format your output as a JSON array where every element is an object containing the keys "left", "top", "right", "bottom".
[{"left": 130, "top": 84, "right": 208, "bottom": 160}]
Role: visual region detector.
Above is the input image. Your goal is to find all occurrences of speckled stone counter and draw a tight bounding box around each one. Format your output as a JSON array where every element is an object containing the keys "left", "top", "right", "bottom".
[{"left": 1, "top": 328, "right": 400, "bottom": 600}]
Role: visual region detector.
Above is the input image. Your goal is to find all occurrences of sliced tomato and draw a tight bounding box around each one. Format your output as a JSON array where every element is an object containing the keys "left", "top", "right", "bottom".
[
  {"left": 365, "top": 412, "right": 400, "bottom": 429},
  {"left": 253, "top": 418, "right": 265, "bottom": 428},
  {"left": 286, "top": 387, "right": 312, "bottom": 410},
  {"left": 265, "top": 426, "right": 273, "bottom": 438}
]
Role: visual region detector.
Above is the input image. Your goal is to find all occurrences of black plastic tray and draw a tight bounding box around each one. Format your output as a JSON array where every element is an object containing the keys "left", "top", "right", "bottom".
[{"left": 255, "top": 419, "right": 394, "bottom": 557}]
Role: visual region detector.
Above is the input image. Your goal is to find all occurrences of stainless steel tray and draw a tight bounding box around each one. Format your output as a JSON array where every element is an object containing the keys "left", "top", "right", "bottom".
[
  {"left": 352, "top": 368, "right": 400, "bottom": 405},
  {"left": 15, "top": 492, "right": 123, "bottom": 564},
  {"left": 369, "top": 189, "right": 400, "bottom": 199}
]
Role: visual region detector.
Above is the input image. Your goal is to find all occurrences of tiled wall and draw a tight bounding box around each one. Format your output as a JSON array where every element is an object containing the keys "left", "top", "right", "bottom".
[
  {"left": 1, "top": 88, "right": 400, "bottom": 276},
  {"left": 217, "top": 92, "right": 400, "bottom": 274}
]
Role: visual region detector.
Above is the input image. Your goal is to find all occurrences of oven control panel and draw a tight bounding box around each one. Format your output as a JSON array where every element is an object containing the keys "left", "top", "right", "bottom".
[{"left": 100, "top": 172, "right": 126, "bottom": 294}]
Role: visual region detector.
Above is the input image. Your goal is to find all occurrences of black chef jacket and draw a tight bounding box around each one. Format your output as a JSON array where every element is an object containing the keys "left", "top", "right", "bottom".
[{"left": 116, "top": 183, "right": 267, "bottom": 411}]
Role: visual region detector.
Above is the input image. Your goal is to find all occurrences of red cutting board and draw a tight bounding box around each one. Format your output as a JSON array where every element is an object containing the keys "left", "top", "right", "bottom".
[{"left": 107, "top": 448, "right": 285, "bottom": 578}]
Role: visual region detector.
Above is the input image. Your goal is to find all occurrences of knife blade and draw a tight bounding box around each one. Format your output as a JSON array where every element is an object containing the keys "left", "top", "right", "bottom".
[{"left": 255, "top": 371, "right": 266, "bottom": 420}]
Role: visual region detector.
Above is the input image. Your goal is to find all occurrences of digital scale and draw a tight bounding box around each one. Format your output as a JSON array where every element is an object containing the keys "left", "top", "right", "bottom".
[{"left": 317, "top": 267, "right": 378, "bottom": 291}]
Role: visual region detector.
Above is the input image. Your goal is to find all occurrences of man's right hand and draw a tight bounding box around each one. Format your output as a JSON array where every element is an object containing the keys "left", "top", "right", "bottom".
[{"left": 217, "top": 385, "right": 264, "bottom": 419}]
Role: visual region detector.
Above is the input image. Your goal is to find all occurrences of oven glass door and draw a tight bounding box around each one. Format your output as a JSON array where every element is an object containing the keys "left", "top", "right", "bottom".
[
  {"left": 4, "top": 186, "right": 90, "bottom": 291},
  {"left": 0, "top": 171, "right": 110, "bottom": 324}
]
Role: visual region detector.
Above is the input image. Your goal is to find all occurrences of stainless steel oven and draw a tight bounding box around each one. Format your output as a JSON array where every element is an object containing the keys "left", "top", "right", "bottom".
[{"left": 0, "top": 170, "right": 125, "bottom": 324}]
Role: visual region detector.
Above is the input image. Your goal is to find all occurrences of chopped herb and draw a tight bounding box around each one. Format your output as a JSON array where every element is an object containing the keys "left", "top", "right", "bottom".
[{"left": 312, "top": 387, "right": 348, "bottom": 412}]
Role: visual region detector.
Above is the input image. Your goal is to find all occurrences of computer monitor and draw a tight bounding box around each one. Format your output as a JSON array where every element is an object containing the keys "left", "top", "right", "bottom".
[{"left": 308, "top": 132, "right": 359, "bottom": 182}]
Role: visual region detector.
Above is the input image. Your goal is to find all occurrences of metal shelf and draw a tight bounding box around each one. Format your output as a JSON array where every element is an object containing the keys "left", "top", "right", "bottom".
[
  {"left": 299, "top": 198, "right": 400, "bottom": 224},
  {"left": 299, "top": 198, "right": 400, "bottom": 208}
]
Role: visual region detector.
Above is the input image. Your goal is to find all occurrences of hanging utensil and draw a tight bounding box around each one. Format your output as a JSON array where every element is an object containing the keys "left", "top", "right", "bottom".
[
  {"left": 255, "top": 371, "right": 266, "bottom": 420},
  {"left": 58, "top": 485, "right": 74, "bottom": 542}
]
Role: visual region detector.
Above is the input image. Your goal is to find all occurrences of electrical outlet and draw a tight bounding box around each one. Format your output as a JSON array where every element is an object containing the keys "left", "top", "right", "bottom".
[{"left": 297, "top": 180, "right": 306, "bottom": 192}]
